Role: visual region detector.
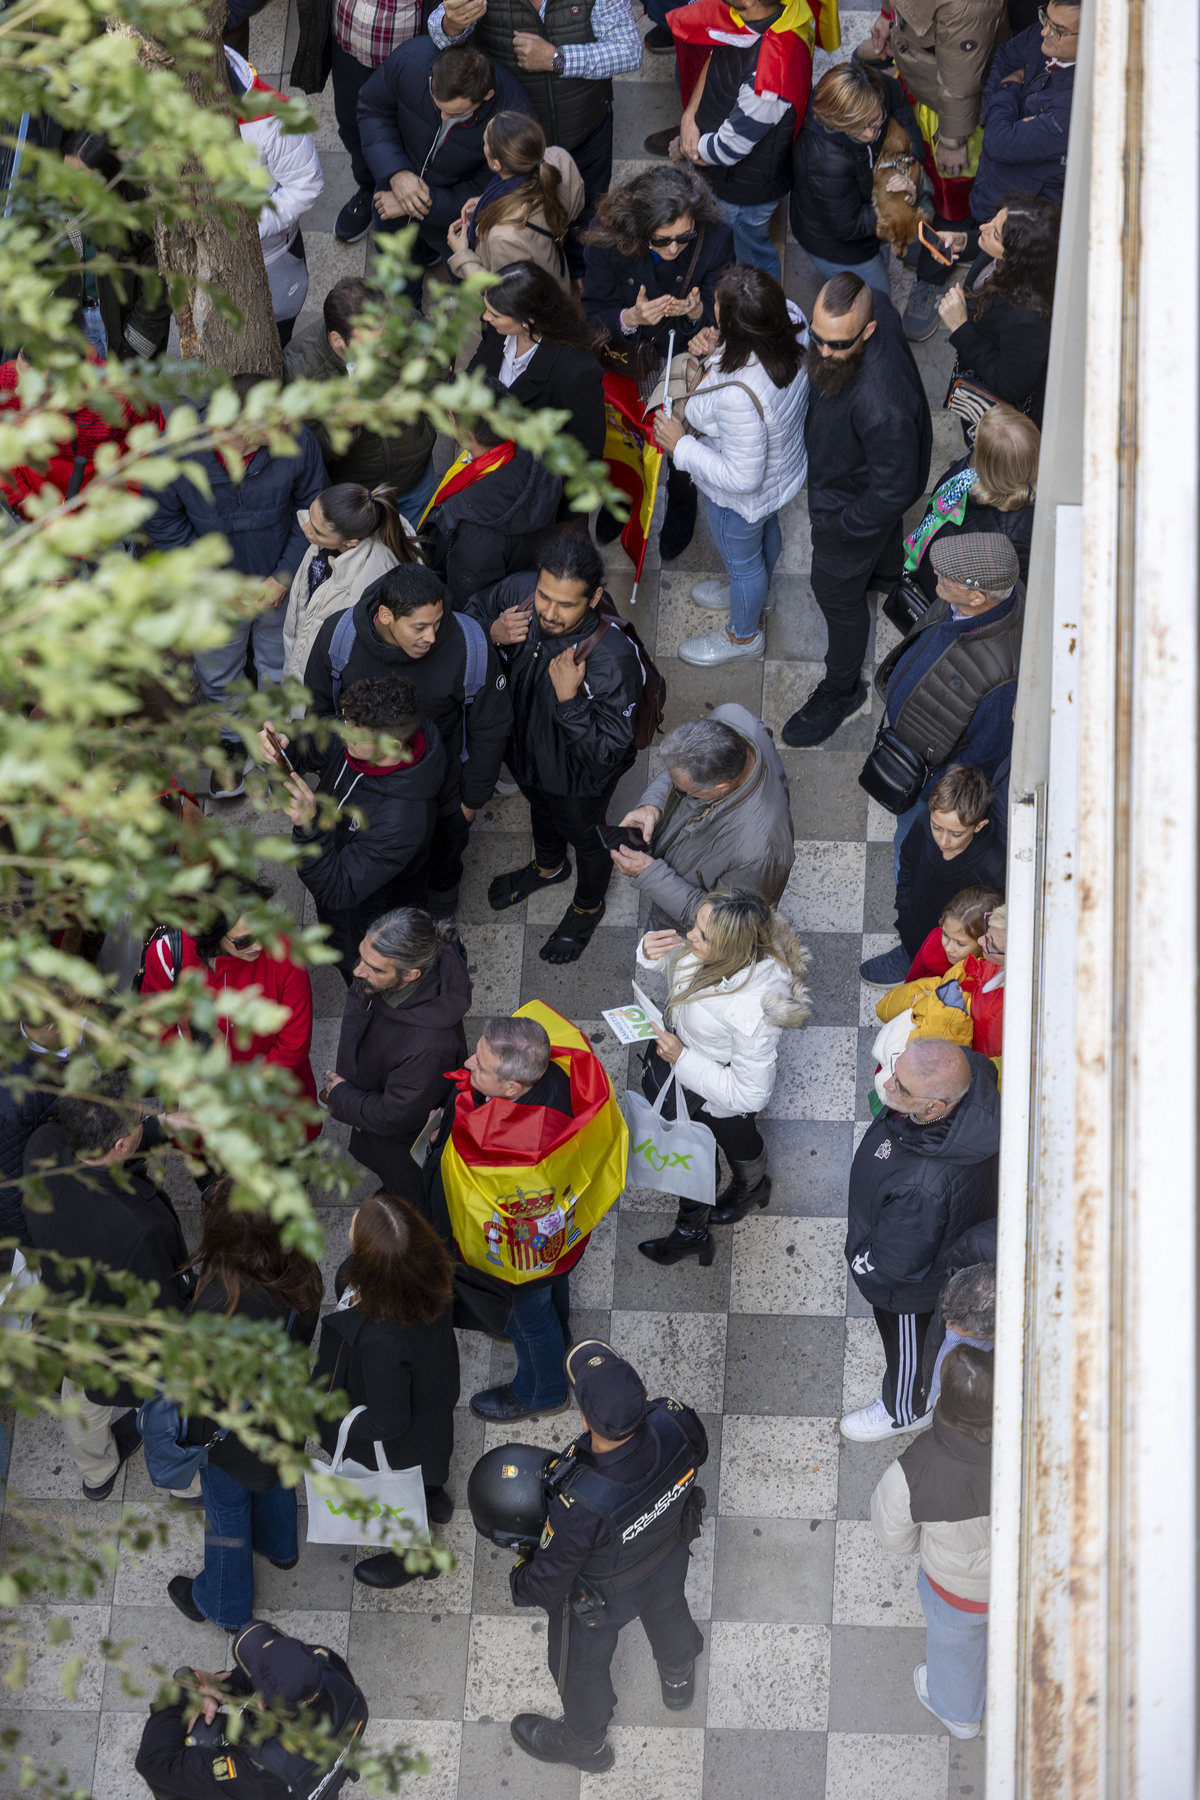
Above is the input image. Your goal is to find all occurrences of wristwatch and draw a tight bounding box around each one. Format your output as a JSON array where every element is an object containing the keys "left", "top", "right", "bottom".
[{"left": 552, "top": 47, "right": 566, "bottom": 74}]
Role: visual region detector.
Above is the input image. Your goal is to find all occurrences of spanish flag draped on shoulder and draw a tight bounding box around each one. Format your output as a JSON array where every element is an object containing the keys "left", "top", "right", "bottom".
[{"left": 667, "top": 0, "right": 841, "bottom": 136}]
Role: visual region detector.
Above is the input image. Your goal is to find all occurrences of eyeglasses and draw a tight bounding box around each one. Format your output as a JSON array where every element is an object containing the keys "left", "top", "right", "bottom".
[
  {"left": 809, "top": 323, "right": 868, "bottom": 351},
  {"left": 649, "top": 228, "right": 697, "bottom": 249},
  {"left": 1037, "top": 6, "right": 1076, "bottom": 40}
]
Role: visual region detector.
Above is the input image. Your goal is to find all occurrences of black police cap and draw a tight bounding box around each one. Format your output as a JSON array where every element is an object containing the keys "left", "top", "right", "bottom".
[
  {"left": 232, "top": 1621, "right": 324, "bottom": 1714},
  {"left": 565, "top": 1339, "right": 647, "bottom": 1439}
]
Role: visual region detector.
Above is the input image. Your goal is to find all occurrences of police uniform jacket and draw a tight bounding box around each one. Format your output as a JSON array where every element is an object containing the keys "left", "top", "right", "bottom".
[
  {"left": 135, "top": 1687, "right": 291, "bottom": 1799},
  {"left": 510, "top": 1398, "right": 708, "bottom": 1610}
]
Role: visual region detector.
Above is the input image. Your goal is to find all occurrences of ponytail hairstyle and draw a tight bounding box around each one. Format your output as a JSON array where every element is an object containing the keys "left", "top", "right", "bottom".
[
  {"left": 316, "top": 482, "right": 423, "bottom": 565},
  {"left": 476, "top": 111, "right": 570, "bottom": 243},
  {"left": 665, "top": 889, "right": 812, "bottom": 1028}
]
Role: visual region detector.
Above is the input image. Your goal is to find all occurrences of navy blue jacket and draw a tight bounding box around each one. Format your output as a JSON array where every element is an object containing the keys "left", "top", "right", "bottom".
[
  {"left": 971, "top": 25, "right": 1075, "bottom": 220},
  {"left": 144, "top": 431, "right": 328, "bottom": 586},
  {"left": 357, "top": 38, "right": 534, "bottom": 239},
  {"left": 884, "top": 592, "right": 1018, "bottom": 798}
]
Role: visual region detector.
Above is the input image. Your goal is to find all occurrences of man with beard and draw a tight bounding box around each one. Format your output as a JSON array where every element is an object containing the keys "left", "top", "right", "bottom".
[
  {"left": 320, "top": 906, "right": 472, "bottom": 1201},
  {"left": 782, "top": 272, "right": 932, "bottom": 747}
]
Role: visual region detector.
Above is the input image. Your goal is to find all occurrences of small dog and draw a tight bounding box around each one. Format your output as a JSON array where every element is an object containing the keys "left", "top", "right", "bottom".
[{"left": 872, "top": 116, "right": 927, "bottom": 254}]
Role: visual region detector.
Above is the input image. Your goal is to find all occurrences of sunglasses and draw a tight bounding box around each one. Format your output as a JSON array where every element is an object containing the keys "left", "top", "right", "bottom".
[
  {"left": 809, "top": 322, "right": 868, "bottom": 351},
  {"left": 1037, "top": 5, "right": 1076, "bottom": 38},
  {"left": 649, "top": 228, "right": 697, "bottom": 249},
  {"left": 225, "top": 933, "right": 259, "bottom": 952}
]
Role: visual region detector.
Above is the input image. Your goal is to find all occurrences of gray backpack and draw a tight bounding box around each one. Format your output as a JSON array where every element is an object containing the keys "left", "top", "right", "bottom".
[{"left": 328, "top": 609, "right": 488, "bottom": 763}]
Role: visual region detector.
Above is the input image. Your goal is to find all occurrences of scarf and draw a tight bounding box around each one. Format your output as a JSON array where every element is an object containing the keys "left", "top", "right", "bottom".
[
  {"left": 344, "top": 729, "right": 425, "bottom": 775},
  {"left": 418, "top": 441, "right": 516, "bottom": 527},
  {"left": 667, "top": 0, "right": 836, "bottom": 137},
  {"left": 307, "top": 548, "right": 333, "bottom": 596},
  {"left": 467, "top": 170, "right": 528, "bottom": 250},
  {"left": 903, "top": 466, "right": 978, "bottom": 570}
]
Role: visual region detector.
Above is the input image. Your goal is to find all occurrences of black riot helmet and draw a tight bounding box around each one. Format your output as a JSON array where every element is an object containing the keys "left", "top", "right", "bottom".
[{"left": 467, "top": 1443, "right": 557, "bottom": 1549}]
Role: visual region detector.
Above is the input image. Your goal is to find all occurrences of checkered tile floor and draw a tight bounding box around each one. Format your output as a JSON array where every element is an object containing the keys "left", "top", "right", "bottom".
[{"left": 0, "top": 10, "right": 987, "bottom": 1795}]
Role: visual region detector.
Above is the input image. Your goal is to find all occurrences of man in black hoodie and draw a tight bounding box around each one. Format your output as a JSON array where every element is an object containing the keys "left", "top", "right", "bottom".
[
  {"left": 782, "top": 272, "right": 932, "bottom": 748},
  {"left": 422, "top": 380, "right": 563, "bottom": 605},
  {"left": 841, "top": 1040, "right": 999, "bottom": 1442},
  {"left": 290, "top": 563, "right": 512, "bottom": 917},
  {"left": 464, "top": 529, "right": 644, "bottom": 965},
  {"left": 266, "top": 674, "right": 446, "bottom": 977}
]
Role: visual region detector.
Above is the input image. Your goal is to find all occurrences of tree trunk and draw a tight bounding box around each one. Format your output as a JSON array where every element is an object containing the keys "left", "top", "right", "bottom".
[{"left": 156, "top": 0, "right": 284, "bottom": 378}]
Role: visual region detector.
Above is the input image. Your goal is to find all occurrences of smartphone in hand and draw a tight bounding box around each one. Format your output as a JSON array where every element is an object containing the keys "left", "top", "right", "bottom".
[
  {"left": 263, "top": 726, "right": 293, "bottom": 773},
  {"left": 596, "top": 824, "right": 647, "bottom": 853},
  {"left": 917, "top": 218, "right": 955, "bottom": 268}
]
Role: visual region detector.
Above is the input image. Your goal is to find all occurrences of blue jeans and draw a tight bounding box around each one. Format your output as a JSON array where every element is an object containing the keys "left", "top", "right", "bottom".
[
  {"left": 504, "top": 1276, "right": 570, "bottom": 1409},
  {"left": 805, "top": 248, "right": 893, "bottom": 298},
  {"left": 720, "top": 199, "right": 781, "bottom": 282},
  {"left": 82, "top": 303, "right": 108, "bottom": 359},
  {"left": 918, "top": 1568, "right": 988, "bottom": 1722},
  {"left": 194, "top": 600, "right": 288, "bottom": 749},
  {"left": 394, "top": 458, "right": 438, "bottom": 528},
  {"left": 192, "top": 1461, "right": 297, "bottom": 1630},
  {"left": 704, "top": 496, "right": 782, "bottom": 638}
]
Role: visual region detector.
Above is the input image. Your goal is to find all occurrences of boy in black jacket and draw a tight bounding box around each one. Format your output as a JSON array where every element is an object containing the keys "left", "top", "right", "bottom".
[
  {"left": 296, "top": 563, "right": 512, "bottom": 916},
  {"left": 263, "top": 674, "right": 446, "bottom": 978}
]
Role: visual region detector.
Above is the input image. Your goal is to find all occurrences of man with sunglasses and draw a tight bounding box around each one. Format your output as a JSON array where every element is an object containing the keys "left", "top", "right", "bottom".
[
  {"left": 841, "top": 1039, "right": 1000, "bottom": 1442},
  {"left": 782, "top": 270, "right": 931, "bottom": 748}
]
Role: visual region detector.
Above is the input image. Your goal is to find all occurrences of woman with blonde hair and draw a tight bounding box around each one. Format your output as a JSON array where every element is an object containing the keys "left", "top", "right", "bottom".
[
  {"left": 447, "top": 111, "right": 584, "bottom": 293},
  {"left": 904, "top": 404, "right": 1040, "bottom": 605},
  {"left": 635, "top": 889, "right": 811, "bottom": 1267}
]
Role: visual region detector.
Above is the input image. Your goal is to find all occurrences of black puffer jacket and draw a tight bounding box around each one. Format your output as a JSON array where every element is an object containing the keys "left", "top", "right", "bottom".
[
  {"left": 422, "top": 449, "right": 562, "bottom": 606},
  {"left": 463, "top": 571, "right": 642, "bottom": 797},
  {"left": 845, "top": 1053, "right": 1000, "bottom": 1314},
  {"left": 790, "top": 75, "right": 921, "bottom": 263},
  {"left": 582, "top": 223, "right": 735, "bottom": 363},
  {"left": 911, "top": 455, "right": 1034, "bottom": 604}
]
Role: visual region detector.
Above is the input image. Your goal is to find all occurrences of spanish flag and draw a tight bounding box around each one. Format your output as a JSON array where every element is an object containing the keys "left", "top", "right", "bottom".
[
  {"left": 668, "top": 0, "right": 840, "bottom": 137},
  {"left": 602, "top": 372, "right": 663, "bottom": 594}
]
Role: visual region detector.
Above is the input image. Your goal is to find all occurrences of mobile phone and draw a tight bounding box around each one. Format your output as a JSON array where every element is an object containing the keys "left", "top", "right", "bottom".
[
  {"left": 917, "top": 218, "right": 954, "bottom": 268},
  {"left": 263, "top": 725, "right": 293, "bottom": 773},
  {"left": 595, "top": 824, "right": 646, "bottom": 853}
]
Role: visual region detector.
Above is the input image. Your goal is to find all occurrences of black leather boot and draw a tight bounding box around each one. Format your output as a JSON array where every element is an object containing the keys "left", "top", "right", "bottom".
[
  {"left": 708, "top": 1151, "right": 771, "bottom": 1225},
  {"left": 659, "top": 1660, "right": 696, "bottom": 1709},
  {"left": 510, "top": 1714, "right": 615, "bottom": 1772},
  {"left": 637, "top": 1223, "right": 715, "bottom": 1266}
]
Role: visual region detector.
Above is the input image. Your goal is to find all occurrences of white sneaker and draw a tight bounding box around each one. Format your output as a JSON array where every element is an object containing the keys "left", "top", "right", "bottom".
[
  {"left": 913, "top": 1663, "right": 982, "bottom": 1739},
  {"left": 690, "top": 579, "right": 776, "bottom": 615},
  {"left": 678, "top": 628, "right": 765, "bottom": 667},
  {"left": 839, "top": 1397, "right": 934, "bottom": 1442}
]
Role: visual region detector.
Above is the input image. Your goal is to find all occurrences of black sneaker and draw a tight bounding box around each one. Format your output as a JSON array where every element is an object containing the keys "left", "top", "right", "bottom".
[
  {"left": 644, "top": 126, "right": 679, "bottom": 156},
  {"left": 645, "top": 22, "right": 674, "bottom": 49},
  {"left": 511, "top": 1714, "right": 615, "bottom": 1774},
  {"left": 859, "top": 944, "right": 913, "bottom": 986},
  {"left": 335, "top": 185, "right": 376, "bottom": 245},
  {"left": 780, "top": 680, "right": 868, "bottom": 748},
  {"left": 81, "top": 1411, "right": 142, "bottom": 1501}
]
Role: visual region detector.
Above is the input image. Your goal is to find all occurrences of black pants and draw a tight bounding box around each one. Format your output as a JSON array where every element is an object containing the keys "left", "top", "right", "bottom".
[
  {"left": 427, "top": 806, "right": 473, "bottom": 913},
  {"left": 547, "top": 1538, "right": 704, "bottom": 1742},
  {"left": 874, "top": 1305, "right": 934, "bottom": 1426},
  {"left": 564, "top": 107, "right": 614, "bottom": 278},
  {"left": 331, "top": 40, "right": 375, "bottom": 191},
  {"left": 519, "top": 776, "right": 622, "bottom": 910},
  {"left": 915, "top": 216, "right": 981, "bottom": 287},
  {"left": 810, "top": 520, "right": 904, "bottom": 695},
  {"left": 642, "top": 1048, "right": 763, "bottom": 1231}
]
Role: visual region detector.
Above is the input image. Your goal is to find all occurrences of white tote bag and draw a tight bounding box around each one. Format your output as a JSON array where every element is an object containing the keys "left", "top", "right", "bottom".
[
  {"left": 305, "top": 1406, "right": 430, "bottom": 1548},
  {"left": 622, "top": 1067, "right": 717, "bottom": 1206}
]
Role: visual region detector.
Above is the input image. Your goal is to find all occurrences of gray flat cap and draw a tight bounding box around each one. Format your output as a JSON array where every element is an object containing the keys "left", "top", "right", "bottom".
[{"left": 928, "top": 532, "right": 1021, "bottom": 590}]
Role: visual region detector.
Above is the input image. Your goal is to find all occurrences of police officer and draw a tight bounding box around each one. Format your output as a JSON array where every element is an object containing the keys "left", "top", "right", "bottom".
[
  {"left": 134, "top": 1619, "right": 367, "bottom": 1798},
  {"left": 506, "top": 1340, "right": 708, "bottom": 1773}
]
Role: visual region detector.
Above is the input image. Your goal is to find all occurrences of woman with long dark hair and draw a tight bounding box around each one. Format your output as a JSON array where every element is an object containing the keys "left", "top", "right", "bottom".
[
  {"left": 938, "top": 193, "right": 1060, "bottom": 427},
  {"left": 312, "top": 1190, "right": 460, "bottom": 1590},
  {"left": 283, "top": 481, "right": 421, "bottom": 683},
  {"left": 447, "top": 111, "right": 584, "bottom": 293},
  {"left": 167, "top": 1179, "right": 324, "bottom": 1630},
  {"left": 652, "top": 265, "right": 810, "bottom": 665},
  {"left": 467, "top": 261, "right": 607, "bottom": 469}
]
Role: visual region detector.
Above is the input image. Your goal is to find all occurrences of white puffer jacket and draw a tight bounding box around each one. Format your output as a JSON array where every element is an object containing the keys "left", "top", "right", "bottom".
[
  {"left": 637, "top": 943, "right": 802, "bottom": 1117},
  {"left": 283, "top": 532, "right": 414, "bottom": 687},
  {"left": 227, "top": 48, "right": 325, "bottom": 266},
  {"left": 671, "top": 301, "right": 810, "bottom": 523}
]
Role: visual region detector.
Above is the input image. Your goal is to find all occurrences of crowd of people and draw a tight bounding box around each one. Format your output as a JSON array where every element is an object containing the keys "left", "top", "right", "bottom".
[{"left": 2, "top": 0, "right": 1081, "bottom": 1773}]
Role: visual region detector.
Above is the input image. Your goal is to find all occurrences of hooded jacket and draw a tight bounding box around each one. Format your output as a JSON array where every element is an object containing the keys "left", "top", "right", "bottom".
[
  {"left": 303, "top": 587, "right": 513, "bottom": 812},
  {"left": 804, "top": 291, "right": 932, "bottom": 546},
  {"left": 462, "top": 572, "right": 642, "bottom": 797},
  {"left": 357, "top": 37, "right": 535, "bottom": 239},
  {"left": 326, "top": 944, "right": 472, "bottom": 1196},
  {"left": 143, "top": 430, "right": 329, "bottom": 586},
  {"left": 971, "top": 23, "right": 1075, "bottom": 220},
  {"left": 629, "top": 701, "right": 795, "bottom": 927},
  {"left": 845, "top": 1051, "right": 1000, "bottom": 1313},
  {"left": 871, "top": 1412, "right": 991, "bottom": 1602},
  {"left": 423, "top": 447, "right": 562, "bottom": 606},
  {"left": 790, "top": 76, "right": 923, "bottom": 263},
  {"left": 313, "top": 1260, "right": 460, "bottom": 1485},
  {"left": 289, "top": 722, "right": 447, "bottom": 918},
  {"left": 282, "top": 319, "right": 437, "bottom": 493}
]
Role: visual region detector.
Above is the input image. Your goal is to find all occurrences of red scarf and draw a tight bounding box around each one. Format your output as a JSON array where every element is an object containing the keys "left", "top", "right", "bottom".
[
  {"left": 345, "top": 729, "right": 425, "bottom": 775},
  {"left": 418, "top": 441, "right": 516, "bottom": 526}
]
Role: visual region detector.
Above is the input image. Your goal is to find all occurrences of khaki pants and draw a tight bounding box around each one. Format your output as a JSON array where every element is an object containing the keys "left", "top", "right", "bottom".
[{"left": 59, "top": 1376, "right": 120, "bottom": 1486}]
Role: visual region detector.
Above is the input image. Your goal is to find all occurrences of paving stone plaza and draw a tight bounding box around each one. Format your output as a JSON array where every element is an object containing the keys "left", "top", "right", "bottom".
[{"left": 0, "top": 8, "right": 987, "bottom": 1794}]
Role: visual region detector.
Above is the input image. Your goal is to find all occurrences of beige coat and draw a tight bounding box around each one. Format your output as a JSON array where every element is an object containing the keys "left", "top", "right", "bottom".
[
  {"left": 447, "top": 146, "right": 585, "bottom": 294},
  {"left": 870, "top": 1456, "right": 991, "bottom": 1602},
  {"left": 283, "top": 533, "right": 408, "bottom": 689},
  {"left": 889, "top": 0, "right": 1008, "bottom": 147}
]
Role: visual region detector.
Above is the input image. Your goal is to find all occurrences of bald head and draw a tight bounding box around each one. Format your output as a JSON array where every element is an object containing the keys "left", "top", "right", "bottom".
[{"left": 885, "top": 1040, "right": 972, "bottom": 1123}]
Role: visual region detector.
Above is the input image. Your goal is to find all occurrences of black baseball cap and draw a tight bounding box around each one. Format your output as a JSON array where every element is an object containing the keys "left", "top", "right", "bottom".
[
  {"left": 232, "top": 1621, "right": 324, "bottom": 1714},
  {"left": 565, "top": 1339, "right": 647, "bottom": 1439}
]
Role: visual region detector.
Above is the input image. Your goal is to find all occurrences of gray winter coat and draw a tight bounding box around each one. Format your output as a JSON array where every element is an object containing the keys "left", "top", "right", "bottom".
[{"left": 628, "top": 702, "right": 795, "bottom": 927}]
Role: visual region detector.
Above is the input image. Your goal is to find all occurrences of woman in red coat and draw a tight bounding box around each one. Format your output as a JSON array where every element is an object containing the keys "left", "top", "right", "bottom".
[{"left": 140, "top": 880, "right": 320, "bottom": 1134}]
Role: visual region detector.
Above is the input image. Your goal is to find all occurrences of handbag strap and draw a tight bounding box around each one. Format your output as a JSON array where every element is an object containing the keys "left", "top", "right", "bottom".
[
  {"left": 329, "top": 1404, "right": 368, "bottom": 1472},
  {"left": 650, "top": 1063, "right": 677, "bottom": 1118},
  {"left": 679, "top": 226, "right": 704, "bottom": 298}
]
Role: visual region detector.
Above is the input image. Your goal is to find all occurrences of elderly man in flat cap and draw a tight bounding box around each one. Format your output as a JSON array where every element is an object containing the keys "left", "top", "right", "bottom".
[{"left": 860, "top": 532, "right": 1023, "bottom": 985}]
